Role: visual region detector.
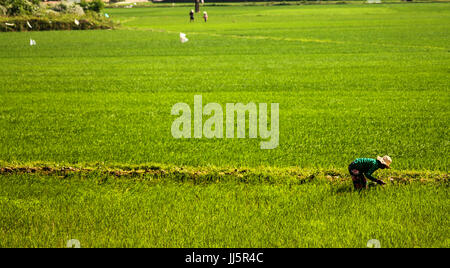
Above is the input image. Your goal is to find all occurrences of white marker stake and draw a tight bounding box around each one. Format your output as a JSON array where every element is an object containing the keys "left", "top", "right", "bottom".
[{"left": 180, "top": 32, "right": 189, "bottom": 43}]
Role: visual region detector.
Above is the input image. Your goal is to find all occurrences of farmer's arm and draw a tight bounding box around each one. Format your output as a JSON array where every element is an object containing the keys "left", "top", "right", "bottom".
[{"left": 365, "top": 165, "right": 384, "bottom": 184}]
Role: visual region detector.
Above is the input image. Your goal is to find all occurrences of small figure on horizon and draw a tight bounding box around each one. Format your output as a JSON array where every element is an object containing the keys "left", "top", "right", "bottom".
[
  {"left": 203, "top": 11, "right": 208, "bottom": 22},
  {"left": 190, "top": 9, "right": 194, "bottom": 22},
  {"left": 348, "top": 155, "right": 391, "bottom": 190}
]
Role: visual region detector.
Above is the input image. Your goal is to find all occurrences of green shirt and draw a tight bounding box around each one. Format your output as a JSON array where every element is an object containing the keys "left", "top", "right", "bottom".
[{"left": 350, "top": 158, "right": 380, "bottom": 181}]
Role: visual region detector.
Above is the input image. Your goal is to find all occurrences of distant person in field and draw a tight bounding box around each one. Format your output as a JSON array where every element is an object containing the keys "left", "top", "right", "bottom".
[
  {"left": 348, "top": 155, "right": 391, "bottom": 190},
  {"left": 190, "top": 9, "right": 194, "bottom": 22},
  {"left": 203, "top": 11, "right": 208, "bottom": 22}
]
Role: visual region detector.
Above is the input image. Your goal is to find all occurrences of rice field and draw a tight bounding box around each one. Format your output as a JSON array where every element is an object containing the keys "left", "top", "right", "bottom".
[{"left": 0, "top": 2, "right": 448, "bottom": 248}]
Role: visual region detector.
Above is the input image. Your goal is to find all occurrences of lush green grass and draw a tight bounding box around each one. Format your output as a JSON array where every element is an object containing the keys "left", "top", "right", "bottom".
[
  {"left": 0, "top": 3, "right": 449, "bottom": 248},
  {"left": 0, "top": 3, "right": 448, "bottom": 169},
  {"left": 0, "top": 172, "right": 448, "bottom": 248}
]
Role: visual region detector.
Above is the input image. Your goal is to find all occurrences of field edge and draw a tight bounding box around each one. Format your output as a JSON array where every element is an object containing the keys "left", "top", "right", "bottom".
[{"left": 0, "top": 161, "right": 447, "bottom": 185}]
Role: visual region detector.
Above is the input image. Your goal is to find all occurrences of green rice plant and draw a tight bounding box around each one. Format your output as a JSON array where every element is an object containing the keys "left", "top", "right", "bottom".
[{"left": 0, "top": 172, "right": 447, "bottom": 247}]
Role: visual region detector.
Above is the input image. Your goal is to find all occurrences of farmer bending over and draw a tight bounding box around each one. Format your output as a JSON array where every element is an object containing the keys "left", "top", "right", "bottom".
[{"left": 348, "top": 155, "right": 391, "bottom": 190}]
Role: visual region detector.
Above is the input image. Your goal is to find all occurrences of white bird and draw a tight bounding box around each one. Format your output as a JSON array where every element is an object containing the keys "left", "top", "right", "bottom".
[
  {"left": 105, "top": 13, "right": 109, "bottom": 18},
  {"left": 30, "top": 39, "right": 36, "bottom": 46},
  {"left": 180, "top": 32, "right": 189, "bottom": 43},
  {"left": 27, "top": 21, "right": 32, "bottom": 29},
  {"left": 74, "top": 19, "right": 80, "bottom": 26}
]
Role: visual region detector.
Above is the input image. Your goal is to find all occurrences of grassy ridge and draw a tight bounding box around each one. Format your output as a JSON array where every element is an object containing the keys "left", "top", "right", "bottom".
[
  {"left": 0, "top": 161, "right": 448, "bottom": 184},
  {"left": 0, "top": 15, "right": 116, "bottom": 32}
]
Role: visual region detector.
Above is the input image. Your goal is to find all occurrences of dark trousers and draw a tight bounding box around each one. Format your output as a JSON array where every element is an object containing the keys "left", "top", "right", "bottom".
[{"left": 348, "top": 165, "right": 367, "bottom": 190}]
